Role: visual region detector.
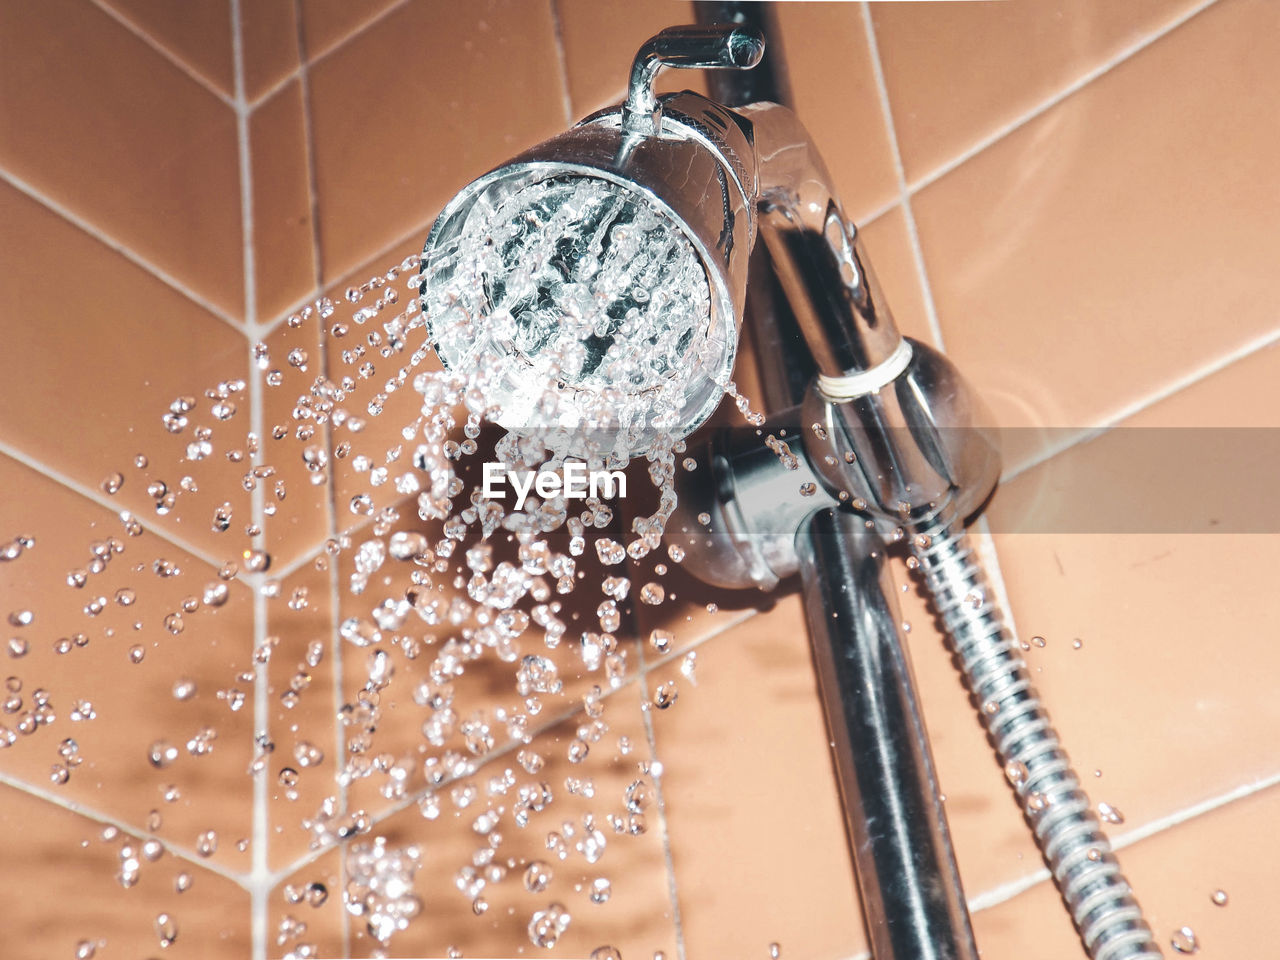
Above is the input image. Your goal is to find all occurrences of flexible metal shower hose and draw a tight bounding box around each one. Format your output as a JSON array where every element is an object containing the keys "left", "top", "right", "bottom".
[{"left": 910, "top": 504, "right": 1164, "bottom": 960}]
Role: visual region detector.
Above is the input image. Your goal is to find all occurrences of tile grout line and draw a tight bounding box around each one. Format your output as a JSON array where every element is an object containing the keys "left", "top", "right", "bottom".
[
  {"left": 1001, "top": 321, "right": 1280, "bottom": 486},
  {"left": 310, "top": 0, "right": 412, "bottom": 66},
  {"left": 963, "top": 769, "right": 1280, "bottom": 918},
  {"left": 0, "top": 436, "right": 248, "bottom": 584},
  {"left": 240, "top": 0, "right": 413, "bottom": 111},
  {"left": 904, "top": 0, "right": 1223, "bottom": 199},
  {"left": 859, "top": 1, "right": 946, "bottom": 353},
  {"left": 293, "top": 0, "right": 327, "bottom": 296},
  {"left": 0, "top": 771, "right": 252, "bottom": 890},
  {"left": 547, "top": 0, "right": 576, "bottom": 127},
  {"left": 0, "top": 168, "right": 244, "bottom": 335},
  {"left": 634, "top": 629, "right": 688, "bottom": 960},
  {"left": 229, "top": 4, "right": 271, "bottom": 960},
  {"left": 257, "top": 215, "right": 433, "bottom": 339},
  {"left": 84, "top": 0, "right": 237, "bottom": 109},
  {"left": 293, "top": 0, "right": 350, "bottom": 933}
]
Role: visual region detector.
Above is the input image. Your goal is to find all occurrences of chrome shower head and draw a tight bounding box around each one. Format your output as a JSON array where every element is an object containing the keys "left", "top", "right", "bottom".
[{"left": 419, "top": 26, "right": 763, "bottom": 460}]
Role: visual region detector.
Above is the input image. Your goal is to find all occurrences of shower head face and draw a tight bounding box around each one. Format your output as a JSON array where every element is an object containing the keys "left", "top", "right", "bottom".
[{"left": 421, "top": 165, "right": 735, "bottom": 461}]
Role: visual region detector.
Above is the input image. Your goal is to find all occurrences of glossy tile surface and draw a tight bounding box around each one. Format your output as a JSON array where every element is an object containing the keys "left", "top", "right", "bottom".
[
  {"left": 251, "top": 80, "right": 318, "bottom": 325},
  {"left": 871, "top": 0, "right": 1207, "bottom": 182},
  {"left": 0, "top": 0, "right": 245, "bottom": 319},
  {"left": 647, "top": 594, "right": 869, "bottom": 960},
  {"left": 912, "top": 0, "right": 1280, "bottom": 467},
  {"left": 0, "top": 181, "right": 253, "bottom": 561},
  {"left": 242, "top": 0, "right": 300, "bottom": 103},
  {"left": 306, "top": 0, "right": 566, "bottom": 282},
  {"left": 298, "top": 0, "right": 403, "bottom": 61},
  {"left": 0, "top": 454, "right": 256, "bottom": 875},
  {"left": 99, "top": 0, "right": 236, "bottom": 96},
  {"left": 0, "top": 782, "right": 252, "bottom": 960}
]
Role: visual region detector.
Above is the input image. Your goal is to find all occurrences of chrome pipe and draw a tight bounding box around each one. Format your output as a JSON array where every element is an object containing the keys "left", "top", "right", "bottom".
[
  {"left": 740, "top": 101, "right": 903, "bottom": 377},
  {"left": 798, "top": 507, "right": 979, "bottom": 960}
]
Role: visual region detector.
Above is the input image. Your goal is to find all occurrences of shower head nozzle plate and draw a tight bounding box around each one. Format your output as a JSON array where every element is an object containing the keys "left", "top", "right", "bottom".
[{"left": 420, "top": 167, "right": 735, "bottom": 461}]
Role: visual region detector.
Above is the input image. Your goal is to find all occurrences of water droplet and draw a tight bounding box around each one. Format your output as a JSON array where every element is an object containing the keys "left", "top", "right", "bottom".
[
  {"left": 639, "top": 582, "right": 665, "bottom": 605},
  {"left": 588, "top": 876, "right": 612, "bottom": 904},
  {"left": 154, "top": 912, "right": 178, "bottom": 947},
  {"left": 653, "top": 682, "right": 678, "bottom": 709},
  {"left": 101, "top": 472, "right": 124, "bottom": 494},
  {"left": 174, "top": 871, "right": 193, "bottom": 892},
  {"left": 528, "top": 902, "right": 571, "bottom": 948},
  {"left": 294, "top": 741, "right": 324, "bottom": 768},
  {"left": 1097, "top": 801, "right": 1125, "bottom": 825},
  {"left": 679, "top": 651, "right": 698, "bottom": 685},
  {"left": 523, "top": 860, "right": 552, "bottom": 893},
  {"left": 195, "top": 830, "right": 217, "bottom": 857},
  {"left": 202, "top": 582, "right": 230, "bottom": 607},
  {"left": 1211, "top": 888, "right": 1228, "bottom": 906},
  {"left": 172, "top": 678, "right": 197, "bottom": 701},
  {"left": 1003, "top": 760, "right": 1028, "bottom": 786},
  {"left": 1170, "top": 926, "right": 1199, "bottom": 954},
  {"left": 591, "top": 948, "right": 623, "bottom": 960},
  {"left": 148, "top": 741, "right": 178, "bottom": 768}
]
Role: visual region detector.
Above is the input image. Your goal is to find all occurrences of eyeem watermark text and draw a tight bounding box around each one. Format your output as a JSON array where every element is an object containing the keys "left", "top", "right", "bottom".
[{"left": 481, "top": 462, "right": 626, "bottom": 510}]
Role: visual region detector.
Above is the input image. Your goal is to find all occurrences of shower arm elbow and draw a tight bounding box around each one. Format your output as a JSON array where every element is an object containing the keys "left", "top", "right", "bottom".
[{"left": 737, "top": 101, "right": 904, "bottom": 383}]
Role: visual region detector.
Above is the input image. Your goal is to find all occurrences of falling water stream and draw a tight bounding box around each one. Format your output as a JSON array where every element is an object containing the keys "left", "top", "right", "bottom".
[
  {"left": 0, "top": 173, "right": 1211, "bottom": 959},
  {"left": 0, "top": 174, "right": 783, "bottom": 960}
]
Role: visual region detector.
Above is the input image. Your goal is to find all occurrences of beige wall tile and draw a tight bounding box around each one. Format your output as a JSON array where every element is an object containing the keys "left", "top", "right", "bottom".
[
  {"left": 0, "top": 0, "right": 245, "bottom": 319},
  {"left": 99, "top": 0, "right": 236, "bottom": 96},
  {"left": 648, "top": 593, "right": 869, "bottom": 960},
  {"left": 251, "top": 81, "right": 318, "bottom": 326},
  {"left": 872, "top": 0, "right": 1206, "bottom": 183},
  {"left": 0, "top": 181, "right": 253, "bottom": 562},
  {"left": 556, "top": 0, "right": 699, "bottom": 119},
  {"left": 298, "top": 0, "right": 402, "bottom": 61},
  {"left": 243, "top": 0, "right": 301, "bottom": 103},
  {"left": 0, "top": 453, "right": 256, "bottom": 875},
  {"left": 911, "top": 0, "right": 1280, "bottom": 472},
  {"left": 0, "top": 783, "right": 251, "bottom": 960},
  {"left": 307, "top": 0, "right": 566, "bottom": 282}
]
